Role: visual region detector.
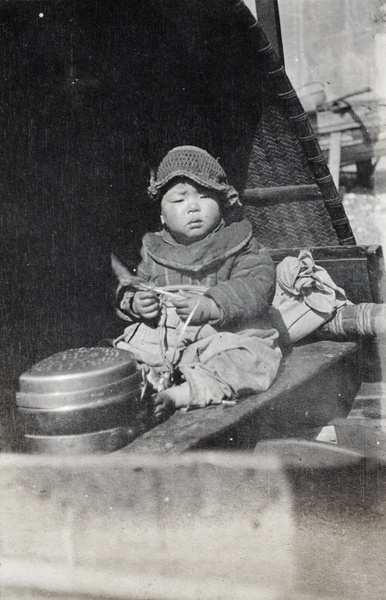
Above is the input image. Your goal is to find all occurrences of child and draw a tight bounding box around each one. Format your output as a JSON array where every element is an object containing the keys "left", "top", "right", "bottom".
[{"left": 113, "top": 146, "right": 282, "bottom": 421}]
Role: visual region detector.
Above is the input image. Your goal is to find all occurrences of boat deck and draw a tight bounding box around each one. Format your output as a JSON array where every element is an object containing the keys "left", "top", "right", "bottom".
[{"left": 120, "top": 340, "right": 361, "bottom": 454}]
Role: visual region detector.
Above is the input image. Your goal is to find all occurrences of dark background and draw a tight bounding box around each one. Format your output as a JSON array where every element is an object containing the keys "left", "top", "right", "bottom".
[{"left": 0, "top": 0, "right": 267, "bottom": 449}]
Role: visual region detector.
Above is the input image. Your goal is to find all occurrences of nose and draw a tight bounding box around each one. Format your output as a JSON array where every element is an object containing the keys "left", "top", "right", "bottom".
[{"left": 187, "top": 194, "right": 200, "bottom": 213}]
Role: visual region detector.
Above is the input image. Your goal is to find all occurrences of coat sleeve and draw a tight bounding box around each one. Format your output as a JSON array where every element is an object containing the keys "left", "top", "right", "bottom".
[
  {"left": 114, "top": 245, "right": 151, "bottom": 321},
  {"left": 205, "top": 237, "right": 276, "bottom": 329}
]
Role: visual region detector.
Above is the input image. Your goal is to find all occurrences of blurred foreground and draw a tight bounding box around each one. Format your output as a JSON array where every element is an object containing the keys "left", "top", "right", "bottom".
[{"left": 1, "top": 450, "right": 385, "bottom": 600}]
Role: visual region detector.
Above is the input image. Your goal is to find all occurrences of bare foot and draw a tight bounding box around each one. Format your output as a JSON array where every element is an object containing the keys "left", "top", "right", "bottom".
[{"left": 153, "top": 382, "right": 191, "bottom": 422}]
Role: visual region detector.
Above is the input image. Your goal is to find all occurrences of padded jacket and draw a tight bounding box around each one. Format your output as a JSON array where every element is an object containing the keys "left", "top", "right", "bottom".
[{"left": 116, "top": 219, "right": 276, "bottom": 331}]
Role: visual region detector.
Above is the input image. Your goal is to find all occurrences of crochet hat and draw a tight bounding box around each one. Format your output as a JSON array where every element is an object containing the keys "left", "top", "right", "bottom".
[{"left": 148, "top": 146, "right": 241, "bottom": 209}]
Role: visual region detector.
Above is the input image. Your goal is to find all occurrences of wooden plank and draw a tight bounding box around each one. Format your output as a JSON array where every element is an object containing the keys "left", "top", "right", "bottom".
[
  {"left": 328, "top": 131, "right": 342, "bottom": 188},
  {"left": 365, "top": 245, "right": 386, "bottom": 303},
  {"left": 269, "top": 245, "right": 384, "bottom": 304},
  {"left": 270, "top": 245, "right": 376, "bottom": 261},
  {"left": 121, "top": 341, "right": 360, "bottom": 454},
  {"left": 318, "top": 121, "right": 361, "bottom": 135},
  {"left": 319, "top": 137, "right": 365, "bottom": 151},
  {"left": 243, "top": 184, "right": 321, "bottom": 205}
]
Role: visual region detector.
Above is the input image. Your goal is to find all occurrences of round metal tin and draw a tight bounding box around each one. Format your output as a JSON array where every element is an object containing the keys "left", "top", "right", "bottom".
[
  {"left": 24, "top": 427, "right": 132, "bottom": 454},
  {"left": 16, "top": 369, "right": 142, "bottom": 409},
  {"left": 19, "top": 390, "right": 143, "bottom": 436},
  {"left": 19, "top": 347, "right": 137, "bottom": 394}
]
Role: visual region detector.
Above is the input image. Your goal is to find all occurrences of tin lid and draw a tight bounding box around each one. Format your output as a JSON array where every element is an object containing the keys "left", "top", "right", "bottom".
[
  {"left": 16, "top": 369, "right": 142, "bottom": 409},
  {"left": 19, "top": 347, "right": 137, "bottom": 395}
]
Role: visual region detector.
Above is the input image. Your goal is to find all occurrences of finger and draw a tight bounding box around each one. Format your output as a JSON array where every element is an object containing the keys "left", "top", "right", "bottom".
[
  {"left": 137, "top": 290, "right": 158, "bottom": 300},
  {"left": 178, "top": 299, "right": 200, "bottom": 312},
  {"left": 143, "top": 301, "right": 159, "bottom": 310},
  {"left": 142, "top": 304, "right": 160, "bottom": 316},
  {"left": 173, "top": 294, "right": 196, "bottom": 307},
  {"left": 140, "top": 297, "right": 159, "bottom": 307},
  {"left": 174, "top": 306, "right": 190, "bottom": 317},
  {"left": 176, "top": 290, "right": 200, "bottom": 301},
  {"left": 175, "top": 297, "right": 200, "bottom": 315},
  {"left": 142, "top": 303, "right": 159, "bottom": 314},
  {"left": 135, "top": 304, "right": 157, "bottom": 316}
]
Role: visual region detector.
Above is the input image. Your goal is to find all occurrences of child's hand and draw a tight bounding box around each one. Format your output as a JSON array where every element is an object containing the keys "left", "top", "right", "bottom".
[
  {"left": 172, "top": 292, "right": 220, "bottom": 325},
  {"left": 132, "top": 290, "right": 160, "bottom": 320}
]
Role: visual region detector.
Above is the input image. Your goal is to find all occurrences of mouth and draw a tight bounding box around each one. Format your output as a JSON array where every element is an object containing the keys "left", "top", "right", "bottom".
[{"left": 187, "top": 219, "right": 203, "bottom": 227}]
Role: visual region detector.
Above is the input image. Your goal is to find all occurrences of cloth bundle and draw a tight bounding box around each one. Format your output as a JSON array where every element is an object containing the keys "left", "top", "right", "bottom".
[{"left": 273, "top": 249, "right": 352, "bottom": 343}]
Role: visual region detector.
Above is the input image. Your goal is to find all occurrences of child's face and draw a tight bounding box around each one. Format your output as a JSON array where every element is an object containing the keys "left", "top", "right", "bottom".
[{"left": 160, "top": 180, "right": 222, "bottom": 245}]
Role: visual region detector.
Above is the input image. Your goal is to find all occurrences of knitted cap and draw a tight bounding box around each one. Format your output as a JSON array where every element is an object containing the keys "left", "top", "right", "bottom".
[{"left": 148, "top": 146, "right": 241, "bottom": 209}]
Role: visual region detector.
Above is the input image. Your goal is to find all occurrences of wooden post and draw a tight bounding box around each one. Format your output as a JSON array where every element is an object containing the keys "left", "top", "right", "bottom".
[{"left": 328, "top": 131, "right": 342, "bottom": 188}]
